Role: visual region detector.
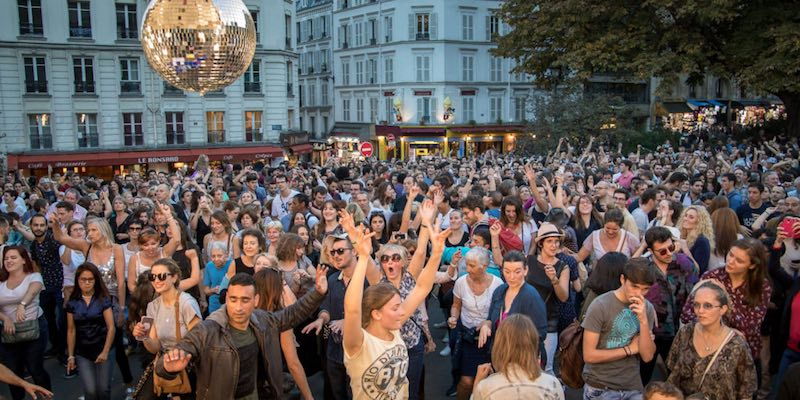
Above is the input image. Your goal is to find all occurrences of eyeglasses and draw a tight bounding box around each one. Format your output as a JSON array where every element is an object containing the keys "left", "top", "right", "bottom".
[
  {"left": 329, "top": 248, "right": 352, "bottom": 256},
  {"left": 148, "top": 272, "right": 174, "bottom": 282},
  {"left": 692, "top": 302, "right": 722, "bottom": 311},
  {"left": 380, "top": 254, "right": 402, "bottom": 263},
  {"left": 128, "top": 227, "right": 142, "bottom": 231},
  {"left": 78, "top": 277, "right": 95, "bottom": 283},
  {"left": 652, "top": 244, "right": 676, "bottom": 256}
]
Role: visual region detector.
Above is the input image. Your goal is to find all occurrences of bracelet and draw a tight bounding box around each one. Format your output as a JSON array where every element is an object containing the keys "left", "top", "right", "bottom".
[
  {"left": 67, "top": 356, "right": 75, "bottom": 360},
  {"left": 624, "top": 346, "right": 631, "bottom": 357}
]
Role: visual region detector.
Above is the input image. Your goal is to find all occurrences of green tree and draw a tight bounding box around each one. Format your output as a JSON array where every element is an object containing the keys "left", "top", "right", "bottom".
[{"left": 494, "top": 0, "right": 800, "bottom": 137}]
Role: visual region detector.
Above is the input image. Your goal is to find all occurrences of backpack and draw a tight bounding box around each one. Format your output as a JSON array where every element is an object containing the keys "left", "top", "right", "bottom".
[{"left": 555, "top": 320, "right": 585, "bottom": 389}]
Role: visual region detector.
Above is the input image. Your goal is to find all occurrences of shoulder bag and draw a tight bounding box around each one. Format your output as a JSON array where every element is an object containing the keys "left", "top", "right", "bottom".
[
  {"left": 153, "top": 297, "right": 192, "bottom": 395},
  {"left": 1, "top": 319, "right": 39, "bottom": 343}
]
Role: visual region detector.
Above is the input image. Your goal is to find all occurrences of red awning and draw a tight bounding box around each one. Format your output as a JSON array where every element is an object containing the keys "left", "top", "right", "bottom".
[
  {"left": 8, "top": 145, "right": 285, "bottom": 169},
  {"left": 375, "top": 125, "right": 402, "bottom": 136},
  {"left": 329, "top": 132, "right": 360, "bottom": 137},
  {"left": 448, "top": 125, "right": 525, "bottom": 134},
  {"left": 290, "top": 143, "right": 313, "bottom": 155}
]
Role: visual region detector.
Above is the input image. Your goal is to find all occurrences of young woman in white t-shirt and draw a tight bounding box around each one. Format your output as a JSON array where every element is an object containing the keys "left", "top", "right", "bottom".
[
  {"left": 341, "top": 202, "right": 449, "bottom": 400},
  {"left": 59, "top": 221, "right": 86, "bottom": 305}
]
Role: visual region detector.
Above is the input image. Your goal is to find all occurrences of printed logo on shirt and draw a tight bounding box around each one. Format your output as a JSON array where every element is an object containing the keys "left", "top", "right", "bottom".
[
  {"left": 605, "top": 308, "right": 640, "bottom": 349},
  {"left": 361, "top": 344, "right": 409, "bottom": 400}
]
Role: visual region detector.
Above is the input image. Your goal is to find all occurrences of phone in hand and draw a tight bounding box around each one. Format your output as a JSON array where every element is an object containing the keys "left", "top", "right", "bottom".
[
  {"left": 393, "top": 232, "right": 407, "bottom": 241},
  {"left": 136, "top": 316, "right": 154, "bottom": 341},
  {"left": 779, "top": 217, "right": 800, "bottom": 239}
]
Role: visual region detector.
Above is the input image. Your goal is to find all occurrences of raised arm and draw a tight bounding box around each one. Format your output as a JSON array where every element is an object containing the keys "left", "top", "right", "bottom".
[
  {"left": 407, "top": 197, "right": 436, "bottom": 279},
  {"left": 49, "top": 213, "right": 90, "bottom": 254},
  {"left": 399, "top": 184, "right": 421, "bottom": 234},
  {"left": 399, "top": 217, "right": 449, "bottom": 324},
  {"left": 524, "top": 164, "right": 550, "bottom": 213},
  {"left": 343, "top": 225, "right": 377, "bottom": 357}
]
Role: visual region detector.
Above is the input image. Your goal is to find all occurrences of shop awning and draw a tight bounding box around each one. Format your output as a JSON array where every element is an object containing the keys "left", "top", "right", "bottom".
[
  {"left": 290, "top": 143, "right": 313, "bottom": 155},
  {"left": 660, "top": 102, "right": 693, "bottom": 113},
  {"left": 687, "top": 100, "right": 710, "bottom": 107},
  {"left": 449, "top": 125, "right": 525, "bottom": 134},
  {"left": 706, "top": 100, "right": 726, "bottom": 107},
  {"left": 8, "top": 145, "right": 285, "bottom": 169},
  {"left": 731, "top": 99, "right": 768, "bottom": 108}
]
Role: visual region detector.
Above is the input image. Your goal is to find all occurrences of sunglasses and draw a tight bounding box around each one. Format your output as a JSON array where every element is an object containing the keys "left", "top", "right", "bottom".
[
  {"left": 329, "top": 248, "right": 352, "bottom": 256},
  {"left": 652, "top": 244, "right": 676, "bottom": 256},
  {"left": 128, "top": 227, "right": 142, "bottom": 231},
  {"left": 380, "top": 254, "right": 402, "bottom": 263},
  {"left": 148, "top": 272, "right": 174, "bottom": 282}
]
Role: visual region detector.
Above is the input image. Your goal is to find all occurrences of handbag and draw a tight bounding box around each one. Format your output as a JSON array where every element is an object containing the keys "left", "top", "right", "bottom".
[
  {"left": 1, "top": 319, "right": 40, "bottom": 343},
  {"left": 691, "top": 329, "right": 735, "bottom": 399},
  {"left": 152, "top": 298, "right": 192, "bottom": 395}
]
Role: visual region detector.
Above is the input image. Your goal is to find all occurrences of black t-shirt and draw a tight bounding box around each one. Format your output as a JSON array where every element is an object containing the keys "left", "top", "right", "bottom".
[
  {"left": 525, "top": 255, "right": 565, "bottom": 332},
  {"left": 229, "top": 324, "right": 259, "bottom": 399},
  {"left": 736, "top": 202, "right": 771, "bottom": 230}
]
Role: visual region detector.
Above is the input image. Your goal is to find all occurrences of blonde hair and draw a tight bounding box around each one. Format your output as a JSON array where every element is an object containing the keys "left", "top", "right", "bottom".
[
  {"left": 374, "top": 244, "right": 410, "bottom": 268},
  {"left": 86, "top": 217, "right": 115, "bottom": 249},
  {"left": 677, "top": 205, "right": 715, "bottom": 249},
  {"left": 345, "top": 203, "right": 365, "bottom": 224},
  {"left": 491, "top": 314, "right": 541, "bottom": 381}
]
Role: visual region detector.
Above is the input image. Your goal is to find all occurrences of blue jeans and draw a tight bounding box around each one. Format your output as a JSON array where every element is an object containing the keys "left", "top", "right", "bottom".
[
  {"left": 584, "top": 384, "right": 643, "bottom": 400},
  {"left": 0, "top": 315, "right": 52, "bottom": 400},
  {"left": 76, "top": 350, "right": 114, "bottom": 400},
  {"left": 773, "top": 348, "right": 800, "bottom": 395},
  {"left": 39, "top": 288, "right": 65, "bottom": 358},
  {"left": 407, "top": 338, "right": 424, "bottom": 400}
]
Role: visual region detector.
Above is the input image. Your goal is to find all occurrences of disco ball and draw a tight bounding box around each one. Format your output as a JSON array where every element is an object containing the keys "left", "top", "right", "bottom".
[{"left": 140, "top": 0, "right": 257, "bottom": 95}]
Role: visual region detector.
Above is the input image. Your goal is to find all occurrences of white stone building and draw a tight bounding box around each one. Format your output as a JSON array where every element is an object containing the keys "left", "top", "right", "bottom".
[
  {"left": 1, "top": 0, "right": 301, "bottom": 175},
  {"left": 296, "top": 0, "right": 333, "bottom": 140}
]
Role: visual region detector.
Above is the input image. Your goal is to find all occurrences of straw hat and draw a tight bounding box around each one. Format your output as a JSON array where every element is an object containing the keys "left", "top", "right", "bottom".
[{"left": 535, "top": 222, "right": 564, "bottom": 243}]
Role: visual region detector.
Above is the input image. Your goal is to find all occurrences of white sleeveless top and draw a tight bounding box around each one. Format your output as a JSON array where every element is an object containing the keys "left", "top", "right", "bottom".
[{"left": 344, "top": 328, "right": 409, "bottom": 400}]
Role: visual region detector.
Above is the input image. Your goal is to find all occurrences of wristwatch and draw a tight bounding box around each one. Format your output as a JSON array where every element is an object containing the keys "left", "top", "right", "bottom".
[{"left": 19, "top": 301, "right": 27, "bottom": 307}]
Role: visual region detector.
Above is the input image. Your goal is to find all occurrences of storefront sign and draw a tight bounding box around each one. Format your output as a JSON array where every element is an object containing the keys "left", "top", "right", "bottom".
[
  {"left": 312, "top": 142, "right": 329, "bottom": 151},
  {"left": 137, "top": 156, "right": 180, "bottom": 164}
]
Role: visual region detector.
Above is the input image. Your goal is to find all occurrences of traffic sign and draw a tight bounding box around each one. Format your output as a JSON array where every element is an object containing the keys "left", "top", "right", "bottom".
[{"left": 359, "top": 142, "right": 374, "bottom": 157}]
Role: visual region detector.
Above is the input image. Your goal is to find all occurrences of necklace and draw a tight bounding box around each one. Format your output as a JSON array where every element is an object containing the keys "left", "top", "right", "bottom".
[{"left": 697, "top": 325, "right": 725, "bottom": 353}]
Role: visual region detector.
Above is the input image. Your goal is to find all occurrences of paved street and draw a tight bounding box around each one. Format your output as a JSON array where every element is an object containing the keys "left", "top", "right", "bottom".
[{"left": 0, "top": 297, "right": 584, "bottom": 399}]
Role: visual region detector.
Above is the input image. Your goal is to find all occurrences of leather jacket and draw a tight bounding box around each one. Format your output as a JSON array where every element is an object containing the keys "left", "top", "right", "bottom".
[{"left": 156, "top": 288, "right": 324, "bottom": 399}]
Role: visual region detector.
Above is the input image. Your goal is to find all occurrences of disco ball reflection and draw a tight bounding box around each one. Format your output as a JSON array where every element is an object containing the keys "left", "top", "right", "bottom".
[{"left": 140, "top": 0, "right": 257, "bottom": 95}]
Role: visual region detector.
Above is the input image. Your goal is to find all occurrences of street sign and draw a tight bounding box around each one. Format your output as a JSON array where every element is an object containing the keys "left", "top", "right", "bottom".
[{"left": 359, "top": 142, "right": 374, "bottom": 157}]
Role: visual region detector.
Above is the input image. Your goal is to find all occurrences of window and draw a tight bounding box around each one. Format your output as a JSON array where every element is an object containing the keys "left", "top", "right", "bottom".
[
  {"left": 339, "top": 23, "right": 350, "bottom": 48},
  {"left": 370, "top": 97, "right": 378, "bottom": 122},
  {"left": 385, "top": 97, "right": 394, "bottom": 121},
  {"left": 251, "top": 10, "right": 259, "bottom": 43},
  {"left": 28, "top": 113, "right": 51, "bottom": 149},
  {"left": 354, "top": 21, "right": 363, "bottom": 46},
  {"left": 383, "top": 15, "right": 392, "bottom": 42},
  {"left": 244, "top": 60, "right": 261, "bottom": 93},
  {"left": 462, "top": 14, "right": 473, "bottom": 40},
  {"left": 462, "top": 55, "right": 474, "bottom": 82},
  {"left": 417, "top": 97, "right": 434, "bottom": 123},
  {"left": 490, "top": 57, "right": 503, "bottom": 82},
  {"left": 206, "top": 111, "right": 225, "bottom": 143},
  {"left": 120, "top": 58, "right": 140, "bottom": 93},
  {"left": 286, "top": 63, "right": 293, "bottom": 96},
  {"left": 23, "top": 56, "right": 47, "bottom": 93},
  {"left": 462, "top": 96, "right": 474, "bottom": 122},
  {"left": 355, "top": 60, "right": 363, "bottom": 85},
  {"left": 384, "top": 57, "right": 394, "bottom": 83},
  {"left": 486, "top": 15, "right": 500, "bottom": 41},
  {"left": 18, "top": 0, "right": 43, "bottom": 36},
  {"left": 244, "top": 111, "right": 262, "bottom": 142},
  {"left": 321, "top": 81, "right": 329, "bottom": 105},
  {"left": 285, "top": 14, "right": 292, "bottom": 48},
  {"left": 356, "top": 98, "right": 364, "bottom": 122},
  {"left": 320, "top": 15, "right": 328, "bottom": 37},
  {"left": 68, "top": 1, "right": 91, "bottom": 38},
  {"left": 310, "top": 116, "right": 316, "bottom": 135},
  {"left": 72, "top": 57, "right": 94, "bottom": 93},
  {"left": 76, "top": 113, "right": 98, "bottom": 148},
  {"left": 165, "top": 112, "right": 185, "bottom": 145},
  {"left": 116, "top": 3, "right": 137, "bottom": 39},
  {"left": 122, "top": 113, "right": 143, "bottom": 146},
  {"left": 514, "top": 97, "right": 527, "bottom": 121},
  {"left": 414, "top": 13, "right": 430, "bottom": 40},
  {"left": 342, "top": 99, "right": 351, "bottom": 121},
  {"left": 368, "top": 19, "right": 377, "bottom": 44},
  {"left": 341, "top": 59, "right": 350, "bottom": 85},
  {"left": 308, "top": 83, "right": 316, "bottom": 106},
  {"left": 323, "top": 116, "right": 329, "bottom": 133},
  {"left": 415, "top": 55, "right": 430, "bottom": 82},
  {"left": 367, "top": 58, "right": 377, "bottom": 84},
  {"left": 490, "top": 96, "right": 503, "bottom": 121}
]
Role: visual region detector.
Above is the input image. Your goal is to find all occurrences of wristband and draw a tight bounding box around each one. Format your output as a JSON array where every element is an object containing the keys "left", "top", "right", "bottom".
[{"left": 624, "top": 346, "right": 631, "bottom": 357}]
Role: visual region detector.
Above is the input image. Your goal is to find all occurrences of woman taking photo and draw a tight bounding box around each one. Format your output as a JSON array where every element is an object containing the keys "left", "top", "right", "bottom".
[
  {"left": 202, "top": 210, "right": 239, "bottom": 262},
  {"left": 575, "top": 208, "right": 640, "bottom": 264},
  {"left": 132, "top": 258, "right": 202, "bottom": 399},
  {"left": 447, "top": 247, "right": 503, "bottom": 400},
  {"left": 471, "top": 314, "right": 564, "bottom": 400},
  {"left": 677, "top": 205, "right": 714, "bottom": 274},
  {"left": 0, "top": 246, "right": 51, "bottom": 400},
  {"left": 681, "top": 238, "right": 771, "bottom": 382},
  {"left": 524, "top": 222, "right": 570, "bottom": 374},
  {"left": 667, "top": 282, "right": 757, "bottom": 399},
  {"left": 66, "top": 263, "right": 116, "bottom": 400},
  {"left": 342, "top": 201, "right": 448, "bottom": 400},
  {"left": 568, "top": 194, "right": 603, "bottom": 252}
]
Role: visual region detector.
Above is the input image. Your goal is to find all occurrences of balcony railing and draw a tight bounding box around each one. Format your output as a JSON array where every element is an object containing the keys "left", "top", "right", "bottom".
[
  {"left": 163, "top": 82, "right": 183, "bottom": 95},
  {"left": 25, "top": 80, "right": 48, "bottom": 94},
  {"left": 124, "top": 134, "right": 144, "bottom": 146},
  {"left": 166, "top": 131, "right": 185, "bottom": 145},
  {"left": 415, "top": 32, "right": 430, "bottom": 40},
  {"left": 69, "top": 26, "right": 92, "bottom": 38},
  {"left": 207, "top": 130, "right": 226, "bottom": 144},
  {"left": 78, "top": 134, "right": 99, "bottom": 148},
  {"left": 321, "top": 63, "right": 327, "bottom": 72},
  {"left": 287, "top": 83, "right": 294, "bottom": 96},
  {"left": 30, "top": 134, "right": 53, "bottom": 149},
  {"left": 120, "top": 81, "right": 141, "bottom": 93},
  {"left": 244, "top": 82, "right": 261, "bottom": 93},
  {"left": 74, "top": 81, "right": 95, "bottom": 93},
  {"left": 245, "top": 130, "right": 263, "bottom": 142},
  {"left": 285, "top": 37, "right": 292, "bottom": 48},
  {"left": 117, "top": 28, "right": 137, "bottom": 39},
  {"left": 19, "top": 23, "right": 44, "bottom": 36}
]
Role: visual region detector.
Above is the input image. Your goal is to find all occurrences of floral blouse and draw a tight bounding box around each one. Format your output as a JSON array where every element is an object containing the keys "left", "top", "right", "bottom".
[
  {"left": 666, "top": 323, "right": 757, "bottom": 400},
  {"left": 382, "top": 270, "right": 423, "bottom": 348},
  {"left": 680, "top": 268, "right": 771, "bottom": 361},
  {"left": 645, "top": 253, "right": 698, "bottom": 339}
]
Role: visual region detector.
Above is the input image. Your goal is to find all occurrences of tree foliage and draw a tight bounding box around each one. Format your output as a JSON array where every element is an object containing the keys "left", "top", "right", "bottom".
[{"left": 494, "top": 0, "right": 800, "bottom": 136}]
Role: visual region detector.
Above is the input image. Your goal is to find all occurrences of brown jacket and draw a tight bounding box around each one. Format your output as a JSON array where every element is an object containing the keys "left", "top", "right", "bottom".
[{"left": 156, "top": 288, "right": 324, "bottom": 399}]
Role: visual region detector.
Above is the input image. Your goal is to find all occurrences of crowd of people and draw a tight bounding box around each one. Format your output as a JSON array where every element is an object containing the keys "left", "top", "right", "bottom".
[{"left": 0, "top": 130, "right": 799, "bottom": 400}]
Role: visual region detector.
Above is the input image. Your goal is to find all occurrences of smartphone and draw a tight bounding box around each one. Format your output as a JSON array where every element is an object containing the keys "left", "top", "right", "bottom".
[
  {"left": 779, "top": 217, "right": 800, "bottom": 239},
  {"left": 393, "top": 232, "right": 407, "bottom": 241},
  {"left": 136, "top": 316, "right": 154, "bottom": 341}
]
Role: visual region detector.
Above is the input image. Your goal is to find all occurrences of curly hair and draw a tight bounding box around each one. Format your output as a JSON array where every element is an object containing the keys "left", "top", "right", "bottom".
[{"left": 677, "top": 205, "right": 715, "bottom": 250}]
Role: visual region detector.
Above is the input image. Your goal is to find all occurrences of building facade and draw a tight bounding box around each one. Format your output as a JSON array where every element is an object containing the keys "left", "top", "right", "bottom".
[
  {"left": 1, "top": 0, "right": 302, "bottom": 177},
  {"left": 330, "top": 0, "right": 537, "bottom": 160},
  {"left": 296, "top": 0, "right": 334, "bottom": 142}
]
